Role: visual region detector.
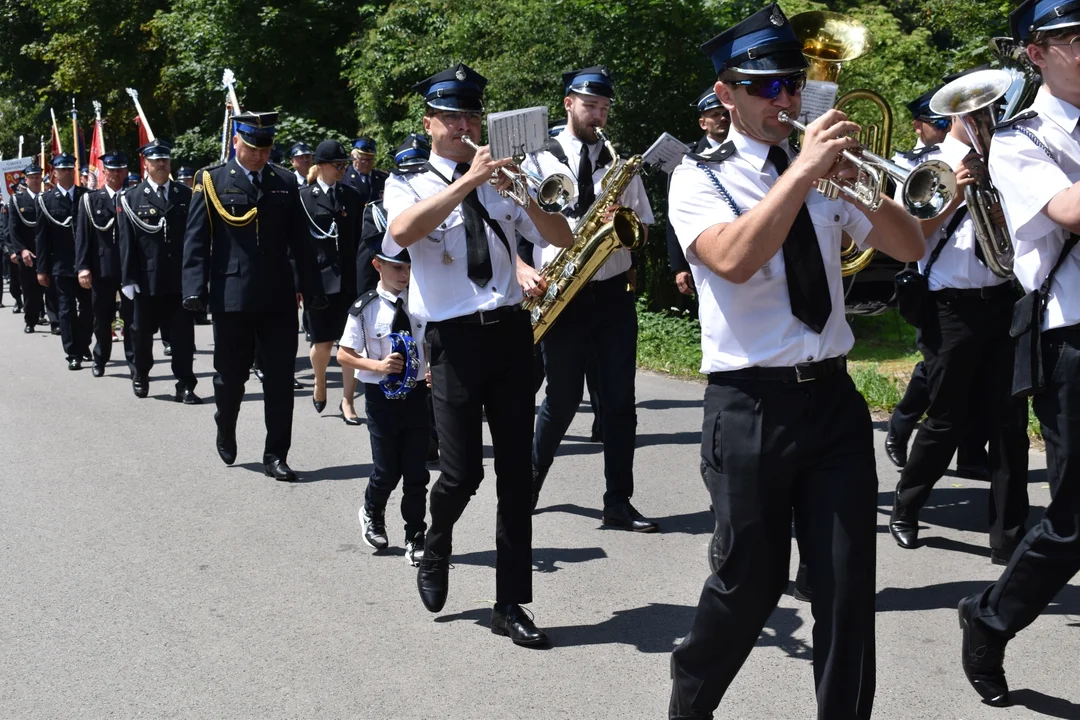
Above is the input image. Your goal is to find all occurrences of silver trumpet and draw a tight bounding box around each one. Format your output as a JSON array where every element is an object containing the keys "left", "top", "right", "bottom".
[
  {"left": 459, "top": 136, "right": 574, "bottom": 213},
  {"left": 778, "top": 111, "right": 957, "bottom": 219}
]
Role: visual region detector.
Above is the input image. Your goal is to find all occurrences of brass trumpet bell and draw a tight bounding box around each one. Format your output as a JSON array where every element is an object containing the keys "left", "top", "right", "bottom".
[{"left": 790, "top": 11, "right": 874, "bottom": 83}]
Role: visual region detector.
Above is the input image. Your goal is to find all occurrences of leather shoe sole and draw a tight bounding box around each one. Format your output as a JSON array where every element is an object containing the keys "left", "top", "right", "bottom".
[
  {"left": 491, "top": 618, "right": 549, "bottom": 647},
  {"left": 602, "top": 511, "right": 660, "bottom": 533},
  {"left": 264, "top": 461, "right": 298, "bottom": 482}
]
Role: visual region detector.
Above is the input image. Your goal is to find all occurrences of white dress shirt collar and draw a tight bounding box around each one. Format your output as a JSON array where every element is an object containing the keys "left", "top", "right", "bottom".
[
  {"left": 556, "top": 127, "right": 603, "bottom": 164},
  {"left": 727, "top": 125, "right": 786, "bottom": 173},
  {"left": 105, "top": 185, "right": 118, "bottom": 199},
  {"left": 316, "top": 178, "right": 336, "bottom": 194},
  {"left": 1032, "top": 84, "right": 1080, "bottom": 134},
  {"left": 146, "top": 177, "right": 170, "bottom": 196},
  {"left": 24, "top": 188, "right": 37, "bottom": 200},
  {"left": 376, "top": 281, "right": 408, "bottom": 306},
  {"left": 428, "top": 150, "right": 460, "bottom": 182}
]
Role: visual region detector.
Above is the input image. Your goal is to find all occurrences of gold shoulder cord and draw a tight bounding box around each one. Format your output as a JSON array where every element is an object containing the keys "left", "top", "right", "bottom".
[{"left": 199, "top": 170, "right": 259, "bottom": 234}]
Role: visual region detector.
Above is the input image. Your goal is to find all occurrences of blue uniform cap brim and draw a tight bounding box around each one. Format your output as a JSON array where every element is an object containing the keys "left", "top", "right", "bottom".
[
  {"left": 375, "top": 251, "right": 411, "bottom": 264},
  {"left": 1011, "top": 0, "right": 1080, "bottom": 42},
  {"left": 234, "top": 121, "right": 277, "bottom": 148}
]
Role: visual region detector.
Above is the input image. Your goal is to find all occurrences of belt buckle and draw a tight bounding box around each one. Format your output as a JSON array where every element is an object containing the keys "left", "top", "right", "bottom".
[
  {"left": 478, "top": 309, "right": 500, "bottom": 326},
  {"left": 794, "top": 363, "right": 814, "bottom": 383}
]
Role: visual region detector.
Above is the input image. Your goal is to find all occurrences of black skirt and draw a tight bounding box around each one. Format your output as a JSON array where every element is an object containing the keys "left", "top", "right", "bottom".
[{"left": 308, "top": 292, "right": 354, "bottom": 344}]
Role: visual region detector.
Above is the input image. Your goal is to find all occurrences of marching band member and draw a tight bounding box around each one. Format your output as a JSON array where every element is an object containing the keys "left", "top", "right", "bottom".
[
  {"left": 522, "top": 65, "right": 659, "bottom": 532},
  {"left": 36, "top": 152, "right": 92, "bottom": 369},
  {"left": 666, "top": 6, "right": 922, "bottom": 718},
  {"left": 298, "top": 140, "right": 364, "bottom": 425},
  {"left": 75, "top": 150, "right": 134, "bottom": 378},
  {"left": 118, "top": 140, "right": 199, "bottom": 403},
  {"left": 6, "top": 162, "right": 44, "bottom": 331},
  {"left": 181, "top": 111, "right": 324, "bottom": 482},
  {"left": 668, "top": 89, "right": 731, "bottom": 297},
  {"left": 289, "top": 142, "right": 314, "bottom": 186},
  {"left": 887, "top": 71, "right": 1029, "bottom": 561},
  {"left": 958, "top": 0, "right": 1080, "bottom": 705},
  {"left": 343, "top": 137, "right": 388, "bottom": 201},
  {"left": 336, "top": 245, "right": 429, "bottom": 563},
  {"left": 385, "top": 63, "right": 572, "bottom": 645}
]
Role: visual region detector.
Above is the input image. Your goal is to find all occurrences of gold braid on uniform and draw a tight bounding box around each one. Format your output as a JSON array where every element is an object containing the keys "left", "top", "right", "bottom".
[{"left": 199, "top": 169, "right": 258, "bottom": 227}]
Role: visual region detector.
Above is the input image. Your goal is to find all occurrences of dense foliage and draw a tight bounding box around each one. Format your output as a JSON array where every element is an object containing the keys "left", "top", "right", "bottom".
[{"left": 0, "top": 0, "right": 1021, "bottom": 306}]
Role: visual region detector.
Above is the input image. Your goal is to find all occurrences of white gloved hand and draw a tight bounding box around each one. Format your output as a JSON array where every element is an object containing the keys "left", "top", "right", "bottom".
[{"left": 121, "top": 284, "right": 139, "bottom": 300}]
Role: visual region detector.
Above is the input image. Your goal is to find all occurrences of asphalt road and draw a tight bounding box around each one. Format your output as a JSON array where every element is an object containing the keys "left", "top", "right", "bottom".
[{"left": 1, "top": 305, "right": 1077, "bottom": 720}]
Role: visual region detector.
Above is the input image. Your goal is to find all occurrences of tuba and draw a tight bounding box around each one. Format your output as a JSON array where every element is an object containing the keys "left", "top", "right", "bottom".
[
  {"left": 989, "top": 37, "right": 1041, "bottom": 122},
  {"left": 930, "top": 69, "right": 1016, "bottom": 278},
  {"left": 523, "top": 127, "right": 644, "bottom": 344}
]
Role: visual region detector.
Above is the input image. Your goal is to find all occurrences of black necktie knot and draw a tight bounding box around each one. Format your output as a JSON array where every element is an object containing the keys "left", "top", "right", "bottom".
[
  {"left": 767, "top": 145, "right": 790, "bottom": 176},
  {"left": 455, "top": 162, "right": 471, "bottom": 179},
  {"left": 392, "top": 297, "right": 411, "bottom": 335}
]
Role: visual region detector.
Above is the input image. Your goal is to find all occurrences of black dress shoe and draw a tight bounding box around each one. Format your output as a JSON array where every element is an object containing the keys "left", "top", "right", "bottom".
[
  {"left": 264, "top": 458, "right": 298, "bottom": 482},
  {"left": 216, "top": 430, "right": 236, "bottom": 466},
  {"left": 162, "top": 342, "right": 172, "bottom": 357},
  {"left": 293, "top": 378, "right": 303, "bottom": 390},
  {"left": 884, "top": 428, "right": 908, "bottom": 468},
  {"left": 50, "top": 325, "right": 60, "bottom": 336},
  {"left": 958, "top": 596, "right": 1010, "bottom": 706},
  {"left": 417, "top": 553, "right": 449, "bottom": 613},
  {"left": 12, "top": 304, "right": 22, "bottom": 314},
  {"left": 68, "top": 358, "right": 82, "bottom": 371},
  {"left": 602, "top": 502, "right": 660, "bottom": 533},
  {"left": 889, "top": 506, "right": 920, "bottom": 550},
  {"left": 132, "top": 377, "right": 149, "bottom": 398},
  {"left": 91, "top": 364, "right": 105, "bottom": 378},
  {"left": 793, "top": 562, "right": 812, "bottom": 602},
  {"left": 23, "top": 325, "right": 34, "bottom": 334},
  {"left": 530, "top": 467, "right": 548, "bottom": 511},
  {"left": 252, "top": 367, "right": 265, "bottom": 383},
  {"left": 176, "top": 388, "right": 202, "bottom": 405},
  {"left": 339, "top": 400, "right": 361, "bottom": 426},
  {"left": 81, "top": 352, "right": 93, "bottom": 362},
  {"left": 491, "top": 603, "right": 549, "bottom": 647},
  {"left": 312, "top": 394, "right": 327, "bottom": 413}
]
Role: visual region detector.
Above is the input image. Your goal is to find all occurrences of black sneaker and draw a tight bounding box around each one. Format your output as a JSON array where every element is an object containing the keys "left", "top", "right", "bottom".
[
  {"left": 359, "top": 506, "right": 388, "bottom": 550},
  {"left": 405, "top": 531, "right": 426, "bottom": 567}
]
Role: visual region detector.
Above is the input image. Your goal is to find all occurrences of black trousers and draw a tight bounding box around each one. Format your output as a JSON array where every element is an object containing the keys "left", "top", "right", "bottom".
[
  {"left": 895, "top": 292, "right": 1030, "bottom": 551},
  {"left": 364, "top": 384, "right": 431, "bottom": 538},
  {"left": 212, "top": 311, "right": 298, "bottom": 462},
  {"left": 132, "top": 293, "right": 195, "bottom": 390},
  {"left": 18, "top": 264, "right": 44, "bottom": 327},
  {"left": 671, "top": 369, "right": 877, "bottom": 720},
  {"left": 6, "top": 258, "right": 21, "bottom": 305},
  {"left": 533, "top": 274, "right": 637, "bottom": 507},
  {"left": 43, "top": 279, "right": 59, "bottom": 326},
  {"left": 973, "top": 325, "right": 1080, "bottom": 638},
  {"left": 54, "top": 275, "right": 92, "bottom": 360},
  {"left": 426, "top": 310, "right": 535, "bottom": 605},
  {"left": 90, "top": 278, "right": 133, "bottom": 370},
  {"left": 891, "top": 359, "right": 990, "bottom": 468}
]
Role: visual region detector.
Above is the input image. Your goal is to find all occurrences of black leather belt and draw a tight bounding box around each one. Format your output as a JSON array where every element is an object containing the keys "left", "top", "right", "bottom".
[
  {"left": 434, "top": 304, "right": 523, "bottom": 326},
  {"left": 709, "top": 356, "right": 847, "bottom": 385},
  {"left": 932, "top": 283, "right": 1017, "bottom": 301}
]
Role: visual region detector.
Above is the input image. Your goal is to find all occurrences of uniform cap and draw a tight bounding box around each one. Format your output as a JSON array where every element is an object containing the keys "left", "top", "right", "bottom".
[
  {"left": 562, "top": 66, "right": 615, "bottom": 101},
  {"left": 412, "top": 63, "right": 487, "bottom": 112},
  {"left": 700, "top": 3, "right": 808, "bottom": 76}
]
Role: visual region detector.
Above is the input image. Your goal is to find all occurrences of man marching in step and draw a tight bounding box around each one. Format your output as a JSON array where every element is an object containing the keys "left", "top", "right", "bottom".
[
  {"left": 6, "top": 163, "right": 45, "bottom": 333},
  {"left": 118, "top": 140, "right": 200, "bottom": 404}
]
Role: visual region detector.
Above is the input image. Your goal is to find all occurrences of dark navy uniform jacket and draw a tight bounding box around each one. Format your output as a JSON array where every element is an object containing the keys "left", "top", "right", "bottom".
[
  {"left": 75, "top": 188, "right": 123, "bottom": 282},
  {"left": 342, "top": 167, "right": 387, "bottom": 203},
  {"left": 298, "top": 181, "right": 363, "bottom": 298},
  {"left": 119, "top": 180, "right": 192, "bottom": 296},
  {"left": 35, "top": 185, "right": 88, "bottom": 277},
  {"left": 6, "top": 190, "right": 39, "bottom": 255},
  {"left": 181, "top": 158, "right": 320, "bottom": 313}
]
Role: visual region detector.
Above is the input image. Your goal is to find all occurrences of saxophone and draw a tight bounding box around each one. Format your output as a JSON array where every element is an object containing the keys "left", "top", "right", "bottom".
[{"left": 524, "top": 127, "right": 645, "bottom": 344}]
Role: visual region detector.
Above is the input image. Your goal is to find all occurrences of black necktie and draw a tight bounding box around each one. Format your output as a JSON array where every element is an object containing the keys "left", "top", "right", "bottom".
[
  {"left": 455, "top": 162, "right": 494, "bottom": 287},
  {"left": 767, "top": 146, "right": 832, "bottom": 334},
  {"left": 576, "top": 144, "right": 595, "bottom": 215},
  {"left": 250, "top": 171, "right": 262, "bottom": 193},
  {"left": 392, "top": 297, "right": 411, "bottom": 335},
  {"left": 157, "top": 185, "right": 167, "bottom": 203},
  {"left": 328, "top": 185, "right": 337, "bottom": 210}
]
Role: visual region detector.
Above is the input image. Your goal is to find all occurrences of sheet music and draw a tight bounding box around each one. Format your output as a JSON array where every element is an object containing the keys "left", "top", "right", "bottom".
[
  {"left": 643, "top": 132, "right": 690, "bottom": 173},
  {"left": 799, "top": 80, "right": 839, "bottom": 125},
  {"left": 487, "top": 107, "right": 548, "bottom": 160}
]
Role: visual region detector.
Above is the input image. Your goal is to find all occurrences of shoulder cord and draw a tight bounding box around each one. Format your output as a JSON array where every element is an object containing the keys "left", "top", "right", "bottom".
[
  {"left": 120, "top": 192, "right": 168, "bottom": 243},
  {"left": 82, "top": 192, "right": 116, "bottom": 232},
  {"left": 401, "top": 174, "right": 424, "bottom": 202},
  {"left": 370, "top": 202, "right": 387, "bottom": 232},
  {"left": 1013, "top": 126, "right": 1055, "bottom": 161},
  {"left": 10, "top": 196, "right": 37, "bottom": 228},
  {"left": 299, "top": 192, "right": 338, "bottom": 240},
  {"left": 201, "top": 170, "right": 258, "bottom": 227},
  {"left": 697, "top": 163, "right": 743, "bottom": 218},
  {"left": 37, "top": 193, "right": 74, "bottom": 228}
]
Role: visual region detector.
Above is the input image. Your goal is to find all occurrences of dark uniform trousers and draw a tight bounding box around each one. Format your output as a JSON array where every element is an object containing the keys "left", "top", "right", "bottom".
[
  {"left": 43, "top": 279, "right": 60, "bottom": 326},
  {"left": 671, "top": 368, "right": 877, "bottom": 720},
  {"left": 212, "top": 311, "right": 298, "bottom": 462},
  {"left": 132, "top": 293, "right": 195, "bottom": 390},
  {"left": 91, "top": 280, "right": 134, "bottom": 370},
  {"left": 54, "top": 276, "right": 92, "bottom": 359},
  {"left": 895, "top": 290, "right": 1030, "bottom": 551},
  {"left": 533, "top": 273, "right": 636, "bottom": 506},
  {"left": 973, "top": 324, "right": 1080, "bottom": 638},
  {"left": 6, "top": 258, "right": 21, "bottom": 305},
  {"left": 891, "top": 359, "right": 989, "bottom": 468},
  {"left": 364, "top": 384, "right": 431, "bottom": 538},
  {"left": 426, "top": 311, "right": 534, "bottom": 605},
  {"left": 17, "top": 264, "right": 43, "bottom": 324}
]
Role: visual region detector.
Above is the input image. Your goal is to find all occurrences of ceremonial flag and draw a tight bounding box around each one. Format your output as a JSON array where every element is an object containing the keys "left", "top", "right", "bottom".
[
  {"left": 133, "top": 113, "right": 150, "bottom": 177},
  {"left": 50, "top": 108, "right": 63, "bottom": 158},
  {"left": 39, "top": 135, "right": 45, "bottom": 173},
  {"left": 71, "top": 102, "right": 81, "bottom": 186},
  {"left": 87, "top": 101, "right": 106, "bottom": 190}
]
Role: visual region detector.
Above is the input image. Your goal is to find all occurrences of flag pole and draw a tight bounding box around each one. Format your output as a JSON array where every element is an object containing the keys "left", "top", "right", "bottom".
[
  {"left": 50, "top": 108, "right": 63, "bottom": 154},
  {"left": 71, "top": 98, "right": 81, "bottom": 186}
]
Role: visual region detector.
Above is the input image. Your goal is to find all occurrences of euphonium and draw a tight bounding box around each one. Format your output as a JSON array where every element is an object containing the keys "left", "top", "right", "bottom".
[
  {"left": 523, "top": 127, "right": 644, "bottom": 344},
  {"left": 930, "top": 69, "right": 1016, "bottom": 278}
]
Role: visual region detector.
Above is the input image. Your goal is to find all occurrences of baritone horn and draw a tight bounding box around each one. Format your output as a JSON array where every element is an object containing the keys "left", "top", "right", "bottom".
[{"left": 458, "top": 135, "right": 573, "bottom": 213}]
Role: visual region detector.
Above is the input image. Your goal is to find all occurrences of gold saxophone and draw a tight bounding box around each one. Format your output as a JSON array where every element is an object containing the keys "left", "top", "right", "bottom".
[{"left": 524, "top": 127, "right": 645, "bottom": 344}]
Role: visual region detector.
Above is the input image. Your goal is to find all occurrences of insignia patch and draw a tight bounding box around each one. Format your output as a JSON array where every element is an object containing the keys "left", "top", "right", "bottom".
[
  {"left": 230, "top": 169, "right": 236, "bottom": 175},
  {"left": 455, "top": 67, "right": 467, "bottom": 81},
  {"left": 601, "top": 68, "right": 610, "bottom": 77},
  {"left": 150, "top": 208, "right": 157, "bottom": 215},
  {"left": 770, "top": 6, "right": 785, "bottom": 26},
  {"left": 144, "top": 187, "right": 150, "bottom": 194},
  {"left": 194, "top": 184, "right": 203, "bottom": 193}
]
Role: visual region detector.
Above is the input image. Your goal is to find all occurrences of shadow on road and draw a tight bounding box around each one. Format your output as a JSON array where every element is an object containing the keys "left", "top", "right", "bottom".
[
  {"left": 877, "top": 580, "right": 1080, "bottom": 615},
  {"left": 636, "top": 399, "right": 702, "bottom": 411},
  {"left": 450, "top": 546, "right": 608, "bottom": 574},
  {"left": 1007, "top": 689, "right": 1080, "bottom": 719},
  {"left": 232, "top": 461, "right": 371, "bottom": 483}
]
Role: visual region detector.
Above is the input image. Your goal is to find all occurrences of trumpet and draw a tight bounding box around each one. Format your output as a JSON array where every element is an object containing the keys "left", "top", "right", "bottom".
[
  {"left": 458, "top": 136, "right": 574, "bottom": 213},
  {"left": 778, "top": 111, "right": 956, "bottom": 219}
]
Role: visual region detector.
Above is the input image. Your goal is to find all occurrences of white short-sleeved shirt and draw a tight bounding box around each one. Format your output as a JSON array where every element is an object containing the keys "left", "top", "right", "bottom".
[
  {"left": 383, "top": 151, "right": 550, "bottom": 322},
  {"left": 989, "top": 86, "right": 1080, "bottom": 331},
  {"left": 339, "top": 283, "right": 427, "bottom": 386},
  {"left": 892, "top": 134, "right": 1009, "bottom": 291},
  {"left": 668, "top": 125, "right": 874, "bottom": 373},
  {"left": 522, "top": 128, "right": 654, "bottom": 281}
]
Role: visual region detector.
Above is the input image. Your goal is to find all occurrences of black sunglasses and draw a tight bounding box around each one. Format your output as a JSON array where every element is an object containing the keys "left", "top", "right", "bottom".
[{"left": 732, "top": 72, "right": 807, "bottom": 100}]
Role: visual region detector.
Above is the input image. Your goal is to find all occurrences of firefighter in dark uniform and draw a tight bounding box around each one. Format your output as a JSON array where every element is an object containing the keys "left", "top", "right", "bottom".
[
  {"left": 343, "top": 137, "right": 388, "bottom": 201},
  {"left": 176, "top": 165, "right": 196, "bottom": 189},
  {"left": 118, "top": 140, "right": 199, "bottom": 403},
  {"left": 289, "top": 143, "right": 314, "bottom": 186},
  {"left": 36, "top": 152, "right": 92, "bottom": 369},
  {"left": 8, "top": 163, "right": 46, "bottom": 333},
  {"left": 2, "top": 189, "right": 22, "bottom": 313},
  {"left": 181, "top": 111, "right": 324, "bottom": 482},
  {"left": 75, "top": 150, "right": 134, "bottom": 377}
]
